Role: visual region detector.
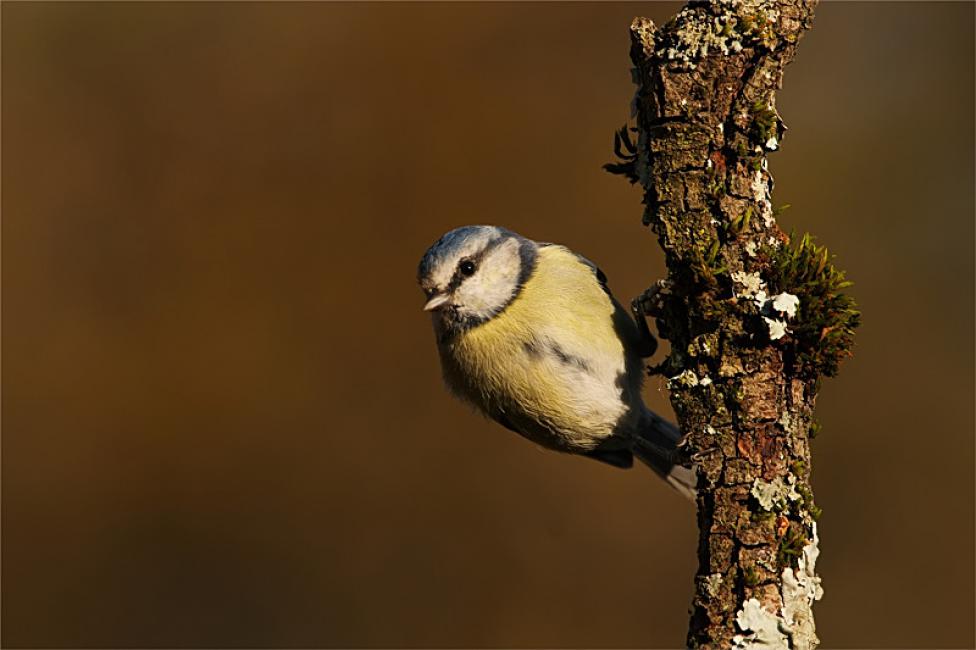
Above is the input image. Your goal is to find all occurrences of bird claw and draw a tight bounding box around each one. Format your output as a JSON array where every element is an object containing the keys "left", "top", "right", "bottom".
[{"left": 631, "top": 289, "right": 660, "bottom": 359}]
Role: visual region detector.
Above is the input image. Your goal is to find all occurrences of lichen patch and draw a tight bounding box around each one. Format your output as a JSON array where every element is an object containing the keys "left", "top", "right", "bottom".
[
  {"left": 751, "top": 476, "right": 800, "bottom": 511},
  {"left": 771, "top": 292, "right": 800, "bottom": 318},
  {"left": 781, "top": 523, "right": 823, "bottom": 650},
  {"left": 704, "top": 572, "right": 724, "bottom": 597},
  {"left": 668, "top": 369, "right": 702, "bottom": 388},
  {"left": 763, "top": 316, "right": 789, "bottom": 340},
  {"left": 732, "top": 270, "right": 766, "bottom": 301},
  {"left": 732, "top": 598, "right": 789, "bottom": 649},
  {"left": 650, "top": 1, "right": 782, "bottom": 68}
]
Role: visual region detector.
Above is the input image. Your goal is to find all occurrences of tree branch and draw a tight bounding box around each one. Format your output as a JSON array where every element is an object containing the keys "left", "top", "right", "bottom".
[{"left": 608, "top": 1, "right": 859, "bottom": 648}]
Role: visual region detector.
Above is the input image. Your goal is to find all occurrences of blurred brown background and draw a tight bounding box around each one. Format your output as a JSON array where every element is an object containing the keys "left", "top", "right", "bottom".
[{"left": 2, "top": 2, "right": 973, "bottom": 648}]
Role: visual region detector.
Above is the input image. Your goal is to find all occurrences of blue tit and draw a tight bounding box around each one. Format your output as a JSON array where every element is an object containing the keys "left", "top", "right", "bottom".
[{"left": 417, "top": 225, "right": 695, "bottom": 498}]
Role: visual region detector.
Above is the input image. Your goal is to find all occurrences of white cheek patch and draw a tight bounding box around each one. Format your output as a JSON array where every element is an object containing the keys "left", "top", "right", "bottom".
[{"left": 456, "top": 238, "right": 521, "bottom": 316}]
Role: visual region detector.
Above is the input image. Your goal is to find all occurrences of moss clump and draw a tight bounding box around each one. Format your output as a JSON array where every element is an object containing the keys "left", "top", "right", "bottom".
[
  {"left": 764, "top": 232, "right": 860, "bottom": 379},
  {"left": 777, "top": 521, "right": 808, "bottom": 569},
  {"left": 750, "top": 100, "right": 779, "bottom": 146},
  {"left": 728, "top": 206, "right": 753, "bottom": 235},
  {"left": 682, "top": 232, "right": 730, "bottom": 289},
  {"left": 795, "top": 482, "right": 823, "bottom": 521}
]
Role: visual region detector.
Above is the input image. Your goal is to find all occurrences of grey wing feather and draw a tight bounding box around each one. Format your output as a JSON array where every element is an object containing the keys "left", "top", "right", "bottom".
[{"left": 633, "top": 411, "right": 697, "bottom": 500}]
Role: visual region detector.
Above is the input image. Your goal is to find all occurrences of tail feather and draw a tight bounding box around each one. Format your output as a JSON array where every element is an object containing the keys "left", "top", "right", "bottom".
[{"left": 633, "top": 410, "right": 697, "bottom": 501}]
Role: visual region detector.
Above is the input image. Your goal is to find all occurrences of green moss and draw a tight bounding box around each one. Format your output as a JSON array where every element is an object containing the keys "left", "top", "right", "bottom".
[
  {"left": 708, "top": 177, "right": 726, "bottom": 198},
  {"left": 728, "top": 206, "right": 753, "bottom": 235},
  {"left": 750, "top": 100, "right": 778, "bottom": 146},
  {"left": 795, "top": 482, "right": 823, "bottom": 521},
  {"left": 706, "top": 237, "right": 721, "bottom": 265},
  {"left": 763, "top": 232, "right": 860, "bottom": 378},
  {"left": 777, "top": 522, "right": 808, "bottom": 568},
  {"left": 742, "top": 566, "right": 760, "bottom": 587},
  {"left": 790, "top": 460, "right": 808, "bottom": 477},
  {"left": 683, "top": 229, "right": 731, "bottom": 288}
]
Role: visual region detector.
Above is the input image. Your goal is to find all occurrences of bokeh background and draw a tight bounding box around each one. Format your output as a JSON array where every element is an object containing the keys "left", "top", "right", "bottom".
[{"left": 3, "top": 2, "right": 973, "bottom": 648}]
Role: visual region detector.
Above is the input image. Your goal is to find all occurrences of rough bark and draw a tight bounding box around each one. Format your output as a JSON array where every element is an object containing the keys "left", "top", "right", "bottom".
[{"left": 607, "top": 1, "right": 858, "bottom": 648}]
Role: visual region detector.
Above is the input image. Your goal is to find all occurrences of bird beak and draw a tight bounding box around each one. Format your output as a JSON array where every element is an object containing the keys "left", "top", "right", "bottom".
[{"left": 423, "top": 293, "right": 450, "bottom": 312}]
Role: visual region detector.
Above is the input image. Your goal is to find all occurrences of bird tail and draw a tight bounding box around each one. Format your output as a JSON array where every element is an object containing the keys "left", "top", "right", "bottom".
[{"left": 633, "top": 409, "right": 697, "bottom": 501}]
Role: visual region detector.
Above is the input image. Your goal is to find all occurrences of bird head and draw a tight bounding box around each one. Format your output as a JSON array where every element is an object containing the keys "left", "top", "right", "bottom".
[{"left": 417, "top": 225, "right": 537, "bottom": 332}]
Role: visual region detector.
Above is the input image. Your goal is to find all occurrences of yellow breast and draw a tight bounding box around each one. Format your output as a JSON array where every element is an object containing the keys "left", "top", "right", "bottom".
[{"left": 441, "top": 245, "right": 643, "bottom": 450}]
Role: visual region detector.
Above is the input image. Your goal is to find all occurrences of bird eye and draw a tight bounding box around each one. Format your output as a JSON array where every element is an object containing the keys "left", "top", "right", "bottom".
[{"left": 459, "top": 260, "right": 476, "bottom": 276}]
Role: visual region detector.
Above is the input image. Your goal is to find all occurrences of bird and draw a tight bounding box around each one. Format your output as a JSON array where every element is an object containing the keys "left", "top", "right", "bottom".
[{"left": 417, "top": 225, "right": 695, "bottom": 498}]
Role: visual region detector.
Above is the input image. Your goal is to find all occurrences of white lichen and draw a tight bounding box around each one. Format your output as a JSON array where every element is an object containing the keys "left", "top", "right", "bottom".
[
  {"left": 732, "top": 598, "right": 789, "bottom": 649},
  {"left": 750, "top": 169, "right": 774, "bottom": 228},
  {"left": 770, "top": 292, "right": 800, "bottom": 319},
  {"left": 704, "top": 572, "right": 724, "bottom": 597},
  {"left": 781, "top": 524, "right": 823, "bottom": 650},
  {"left": 777, "top": 410, "right": 799, "bottom": 432},
  {"left": 765, "top": 135, "right": 779, "bottom": 150},
  {"left": 764, "top": 317, "right": 788, "bottom": 340},
  {"left": 630, "top": 16, "right": 657, "bottom": 58},
  {"left": 732, "top": 270, "right": 766, "bottom": 301},
  {"left": 656, "top": 1, "right": 780, "bottom": 66},
  {"left": 751, "top": 476, "right": 800, "bottom": 511},
  {"left": 733, "top": 526, "right": 823, "bottom": 649},
  {"left": 761, "top": 199, "right": 775, "bottom": 227},
  {"left": 751, "top": 170, "right": 767, "bottom": 202},
  {"left": 744, "top": 240, "right": 759, "bottom": 258},
  {"left": 668, "top": 369, "right": 701, "bottom": 388},
  {"left": 758, "top": 292, "right": 799, "bottom": 340},
  {"left": 668, "top": 368, "right": 712, "bottom": 389},
  {"left": 661, "top": 8, "right": 738, "bottom": 61}
]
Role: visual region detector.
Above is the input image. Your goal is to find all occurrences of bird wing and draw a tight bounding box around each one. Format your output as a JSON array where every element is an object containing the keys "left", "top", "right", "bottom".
[{"left": 492, "top": 407, "right": 634, "bottom": 470}]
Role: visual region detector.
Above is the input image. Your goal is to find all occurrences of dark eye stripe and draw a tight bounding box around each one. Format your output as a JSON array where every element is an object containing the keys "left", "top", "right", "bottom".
[{"left": 445, "top": 240, "right": 497, "bottom": 292}]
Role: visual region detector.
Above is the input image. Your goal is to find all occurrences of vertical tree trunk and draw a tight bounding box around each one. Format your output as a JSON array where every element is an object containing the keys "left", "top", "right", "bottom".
[{"left": 607, "top": 1, "right": 858, "bottom": 648}]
